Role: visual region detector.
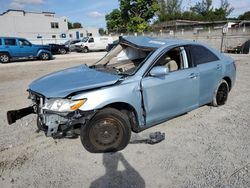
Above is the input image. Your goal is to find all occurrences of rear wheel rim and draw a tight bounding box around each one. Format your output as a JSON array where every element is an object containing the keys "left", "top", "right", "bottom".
[
  {"left": 89, "top": 117, "right": 123, "bottom": 150},
  {"left": 60, "top": 49, "right": 66, "bottom": 54},
  {"left": 41, "top": 53, "right": 49, "bottom": 60},
  {"left": 0, "top": 55, "right": 9, "bottom": 63},
  {"left": 216, "top": 83, "right": 228, "bottom": 105}
]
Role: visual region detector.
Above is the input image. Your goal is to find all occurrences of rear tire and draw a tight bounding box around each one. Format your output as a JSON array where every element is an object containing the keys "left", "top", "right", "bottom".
[
  {"left": 39, "top": 52, "right": 50, "bottom": 60},
  {"left": 0, "top": 53, "right": 10, "bottom": 63},
  {"left": 80, "top": 108, "right": 131, "bottom": 153},
  {"left": 212, "top": 79, "right": 229, "bottom": 106},
  {"left": 59, "top": 48, "right": 67, "bottom": 54}
]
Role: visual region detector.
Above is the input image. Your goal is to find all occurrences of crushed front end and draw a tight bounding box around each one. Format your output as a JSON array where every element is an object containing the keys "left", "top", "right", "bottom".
[{"left": 7, "top": 90, "right": 96, "bottom": 139}]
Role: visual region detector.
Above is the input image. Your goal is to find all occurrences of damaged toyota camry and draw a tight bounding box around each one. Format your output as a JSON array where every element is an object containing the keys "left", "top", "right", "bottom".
[{"left": 7, "top": 36, "right": 236, "bottom": 153}]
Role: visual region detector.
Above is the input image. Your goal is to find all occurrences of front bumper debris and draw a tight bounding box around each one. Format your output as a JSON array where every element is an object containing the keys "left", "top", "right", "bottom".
[
  {"left": 7, "top": 106, "right": 35, "bottom": 125},
  {"left": 39, "top": 110, "right": 96, "bottom": 138}
]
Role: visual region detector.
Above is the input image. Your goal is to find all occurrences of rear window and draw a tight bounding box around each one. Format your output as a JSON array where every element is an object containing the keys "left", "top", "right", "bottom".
[
  {"left": 190, "top": 45, "right": 219, "bottom": 65},
  {"left": 4, "top": 39, "right": 17, "bottom": 46}
]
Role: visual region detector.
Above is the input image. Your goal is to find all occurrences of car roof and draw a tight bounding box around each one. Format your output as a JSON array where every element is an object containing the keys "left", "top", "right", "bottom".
[
  {"left": 0, "top": 36, "right": 27, "bottom": 40},
  {"left": 120, "top": 36, "right": 195, "bottom": 50}
]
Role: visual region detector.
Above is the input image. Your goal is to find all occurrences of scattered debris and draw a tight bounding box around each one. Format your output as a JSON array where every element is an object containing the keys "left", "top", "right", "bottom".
[{"left": 130, "top": 132, "right": 165, "bottom": 145}]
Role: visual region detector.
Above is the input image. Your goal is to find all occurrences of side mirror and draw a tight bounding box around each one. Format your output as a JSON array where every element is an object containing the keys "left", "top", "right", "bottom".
[{"left": 149, "top": 66, "right": 169, "bottom": 77}]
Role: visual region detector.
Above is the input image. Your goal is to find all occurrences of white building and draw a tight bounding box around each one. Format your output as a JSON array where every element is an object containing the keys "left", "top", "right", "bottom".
[
  {"left": 0, "top": 9, "right": 100, "bottom": 44},
  {"left": 67, "top": 27, "right": 99, "bottom": 39},
  {"left": 0, "top": 9, "right": 68, "bottom": 39}
]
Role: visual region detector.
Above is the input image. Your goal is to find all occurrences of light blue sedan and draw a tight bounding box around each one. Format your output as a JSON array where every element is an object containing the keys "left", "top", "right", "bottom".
[{"left": 7, "top": 36, "right": 236, "bottom": 153}]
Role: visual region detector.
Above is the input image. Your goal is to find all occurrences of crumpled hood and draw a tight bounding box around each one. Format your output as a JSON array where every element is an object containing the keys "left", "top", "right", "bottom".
[{"left": 29, "top": 65, "right": 122, "bottom": 98}]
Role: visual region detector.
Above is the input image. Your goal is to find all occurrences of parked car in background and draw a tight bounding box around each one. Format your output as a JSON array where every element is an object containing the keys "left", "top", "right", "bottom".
[
  {"left": 49, "top": 44, "right": 69, "bottom": 55},
  {"left": 226, "top": 40, "right": 250, "bottom": 54},
  {"left": 0, "top": 37, "right": 52, "bottom": 63},
  {"left": 64, "top": 39, "right": 81, "bottom": 52},
  {"left": 7, "top": 36, "right": 236, "bottom": 153},
  {"left": 106, "top": 40, "right": 119, "bottom": 52},
  {"left": 242, "top": 39, "right": 250, "bottom": 54},
  {"left": 75, "top": 36, "right": 113, "bottom": 53}
]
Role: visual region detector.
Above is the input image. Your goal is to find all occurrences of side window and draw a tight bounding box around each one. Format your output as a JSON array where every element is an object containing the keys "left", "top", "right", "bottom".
[
  {"left": 4, "top": 39, "right": 17, "bottom": 46},
  {"left": 190, "top": 45, "right": 219, "bottom": 65},
  {"left": 0, "top": 39, "right": 2, "bottom": 46},
  {"left": 51, "top": 22, "right": 59, "bottom": 29},
  {"left": 154, "top": 47, "right": 190, "bottom": 72},
  {"left": 88, "top": 38, "right": 94, "bottom": 43},
  {"left": 19, "top": 39, "right": 31, "bottom": 46}
]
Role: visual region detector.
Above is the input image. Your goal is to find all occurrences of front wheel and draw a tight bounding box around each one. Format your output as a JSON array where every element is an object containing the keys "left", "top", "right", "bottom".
[
  {"left": 80, "top": 108, "right": 131, "bottom": 153},
  {"left": 82, "top": 47, "right": 88, "bottom": 53},
  {"left": 39, "top": 52, "right": 50, "bottom": 60},
  {"left": 212, "top": 79, "right": 229, "bottom": 106}
]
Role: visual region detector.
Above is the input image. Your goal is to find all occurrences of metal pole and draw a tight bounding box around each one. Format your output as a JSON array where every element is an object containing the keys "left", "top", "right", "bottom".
[{"left": 220, "top": 33, "right": 224, "bottom": 53}]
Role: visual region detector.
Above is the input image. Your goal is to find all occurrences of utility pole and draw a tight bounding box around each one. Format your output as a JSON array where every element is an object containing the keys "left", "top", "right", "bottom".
[{"left": 221, "top": 26, "right": 228, "bottom": 53}]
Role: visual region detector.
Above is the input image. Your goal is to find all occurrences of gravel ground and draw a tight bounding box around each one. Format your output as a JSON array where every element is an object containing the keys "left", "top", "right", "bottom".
[{"left": 0, "top": 52, "right": 249, "bottom": 188}]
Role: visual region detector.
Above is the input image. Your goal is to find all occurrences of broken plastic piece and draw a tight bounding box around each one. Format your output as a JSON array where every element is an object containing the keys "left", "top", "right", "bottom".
[{"left": 129, "top": 131, "right": 165, "bottom": 145}]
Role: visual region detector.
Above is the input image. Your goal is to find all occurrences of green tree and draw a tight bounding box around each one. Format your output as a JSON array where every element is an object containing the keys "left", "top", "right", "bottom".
[
  {"left": 105, "top": 9, "right": 126, "bottom": 32},
  {"left": 99, "top": 28, "right": 105, "bottom": 36},
  {"left": 157, "top": 0, "right": 182, "bottom": 21},
  {"left": 220, "top": 0, "right": 234, "bottom": 17},
  {"left": 238, "top": 11, "right": 250, "bottom": 20},
  {"left": 106, "top": 0, "right": 160, "bottom": 33},
  {"left": 72, "top": 22, "right": 82, "bottom": 29},
  {"left": 119, "top": 0, "right": 160, "bottom": 32},
  {"left": 68, "top": 21, "right": 73, "bottom": 29},
  {"left": 190, "top": 0, "right": 212, "bottom": 16}
]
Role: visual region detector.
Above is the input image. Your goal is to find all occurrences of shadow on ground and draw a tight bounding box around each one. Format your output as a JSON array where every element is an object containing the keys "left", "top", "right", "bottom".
[{"left": 90, "top": 152, "right": 145, "bottom": 188}]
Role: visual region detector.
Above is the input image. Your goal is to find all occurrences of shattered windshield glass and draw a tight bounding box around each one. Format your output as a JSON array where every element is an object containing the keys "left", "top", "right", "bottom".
[{"left": 92, "top": 44, "right": 153, "bottom": 76}]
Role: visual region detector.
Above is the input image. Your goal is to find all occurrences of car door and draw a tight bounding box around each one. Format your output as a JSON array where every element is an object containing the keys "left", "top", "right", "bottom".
[
  {"left": 87, "top": 37, "right": 95, "bottom": 50},
  {"left": 141, "top": 46, "right": 199, "bottom": 126},
  {"left": 17, "top": 39, "right": 36, "bottom": 57},
  {"left": 189, "top": 45, "right": 222, "bottom": 105},
  {"left": 3, "top": 38, "right": 19, "bottom": 57}
]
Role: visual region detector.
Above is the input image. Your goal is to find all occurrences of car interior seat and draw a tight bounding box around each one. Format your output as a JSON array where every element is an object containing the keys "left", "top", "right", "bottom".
[{"left": 164, "top": 56, "right": 178, "bottom": 71}]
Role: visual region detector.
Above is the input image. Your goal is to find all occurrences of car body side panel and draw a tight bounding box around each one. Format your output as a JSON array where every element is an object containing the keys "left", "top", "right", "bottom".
[
  {"left": 221, "top": 55, "right": 236, "bottom": 87},
  {"left": 4, "top": 38, "right": 19, "bottom": 57},
  {"left": 142, "top": 67, "right": 199, "bottom": 126},
  {"left": 71, "top": 80, "right": 145, "bottom": 127},
  {"left": 197, "top": 60, "right": 222, "bottom": 105}
]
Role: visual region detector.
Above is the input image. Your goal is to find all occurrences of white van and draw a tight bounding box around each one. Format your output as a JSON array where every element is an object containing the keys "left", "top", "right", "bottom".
[{"left": 74, "top": 36, "right": 113, "bottom": 53}]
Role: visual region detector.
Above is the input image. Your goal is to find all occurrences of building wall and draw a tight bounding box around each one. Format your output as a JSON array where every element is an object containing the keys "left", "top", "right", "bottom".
[
  {"left": 0, "top": 10, "right": 68, "bottom": 39},
  {"left": 67, "top": 27, "right": 99, "bottom": 39},
  {"left": 113, "top": 27, "right": 250, "bottom": 52}
]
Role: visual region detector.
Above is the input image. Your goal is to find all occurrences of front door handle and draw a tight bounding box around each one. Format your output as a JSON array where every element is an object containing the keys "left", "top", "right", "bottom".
[
  {"left": 189, "top": 73, "right": 197, "bottom": 79},
  {"left": 217, "top": 65, "right": 222, "bottom": 70}
]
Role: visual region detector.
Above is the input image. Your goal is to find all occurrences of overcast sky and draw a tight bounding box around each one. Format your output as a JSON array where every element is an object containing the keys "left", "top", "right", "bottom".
[{"left": 0, "top": 0, "right": 249, "bottom": 28}]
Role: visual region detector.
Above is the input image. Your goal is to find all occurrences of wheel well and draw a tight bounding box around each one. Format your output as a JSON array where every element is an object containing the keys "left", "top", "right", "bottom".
[
  {"left": 223, "top": 77, "right": 232, "bottom": 91},
  {"left": 104, "top": 102, "right": 139, "bottom": 132},
  {"left": 0, "top": 51, "right": 11, "bottom": 57}
]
